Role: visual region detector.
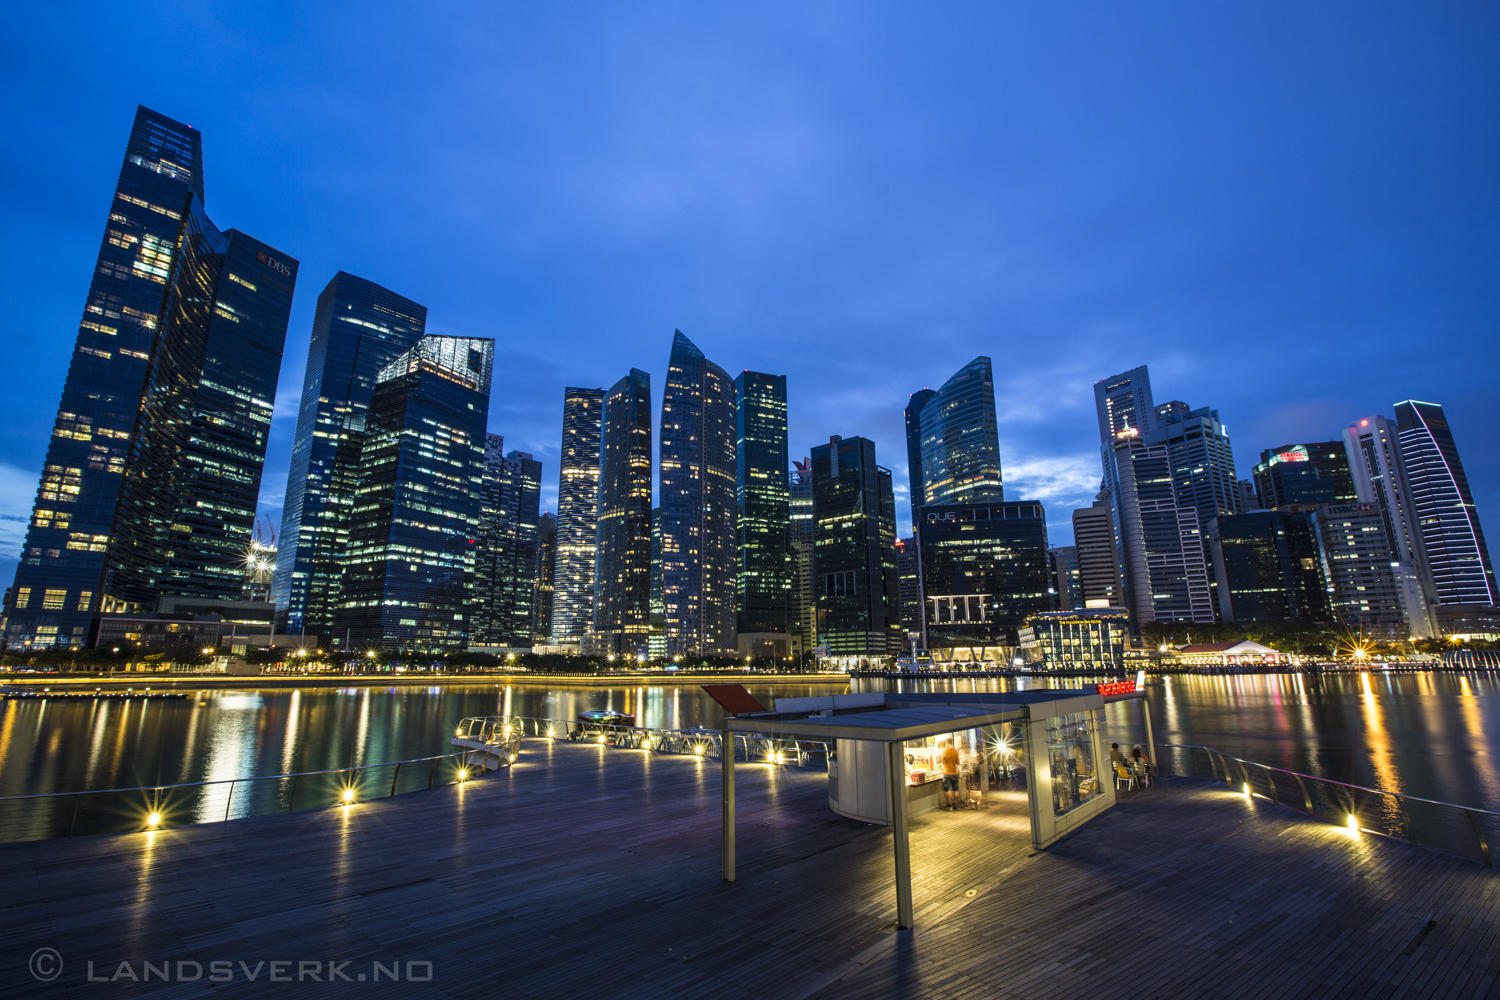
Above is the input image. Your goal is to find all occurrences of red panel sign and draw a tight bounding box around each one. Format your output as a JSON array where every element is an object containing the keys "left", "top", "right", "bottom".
[
  {"left": 1096, "top": 680, "right": 1136, "bottom": 697},
  {"left": 700, "top": 684, "right": 768, "bottom": 717}
]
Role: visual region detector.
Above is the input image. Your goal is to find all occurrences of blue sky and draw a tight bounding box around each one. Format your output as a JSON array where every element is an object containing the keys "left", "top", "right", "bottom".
[{"left": 3, "top": 2, "right": 1498, "bottom": 585}]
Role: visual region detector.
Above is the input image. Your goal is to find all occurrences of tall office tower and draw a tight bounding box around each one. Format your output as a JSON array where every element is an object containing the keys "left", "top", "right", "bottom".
[
  {"left": 919, "top": 500, "right": 1050, "bottom": 654},
  {"left": 1105, "top": 438, "right": 1215, "bottom": 624},
  {"left": 550, "top": 387, "right": 605, "bottom": 642},
  {"left": 904, "top": 388, "right": 938, "bottom": 509},
  {"left": 1238, "top": 480, "right": 1260, "bottom": 511},
  {"left": 473, "top": 443, "right": 543, "bottom": 647},
  {"left": 1251, "top": 442, "right": 1356, "bottom": 511},
  {"left": 272, "top": 273, "right": 426, "bottom": 638},
  {"left": 1146, "top": 401, "right": 1240, "bottom": 527},
  {"left": 1310, "top": 503, "right": 1417, "bottom": 637},
  {"left": 593, "top": 369, "right": 653, "bottom": 655},
  {"left": 811, "top": 436, "right": 901, "bottom": 659},
  {"left": 532, "top": 512, "right": 557, "bottom": 640},
  {"left": 1344, "top": 416, "right": 1439, "bottom": 635},
  {"left": 1049, "top": 546, "right": 1082, "bottom": 611},
  {"left": 913, "top": 357, "right": 1003, "bottom": 508},
  {"left": 659, "top": 331, "right": 737, "bottom": 656},
  {"left": 788, "top": 459, "right": 815, "bottom": 657},
  {"left": 1094, "top": 366, "right": 1155, "bottom": 442},
  {"left": 1393, "top": 401, "right": 1497, "bottom": 607},
  {"left": 894, "top": 537, "right": 921, "bottom": 641},
  {"left": 102, "top": 196, "right": 297, "bottom": 612},
  {"left": 1072, "top": 500, "right": 1120, "bottom": 608},
  {"left": 648, "top": 508, "right": 666, "bottom": 658},
  {"left": 334, "top": 337, "right": 492, "bottom": 652},
  {"left": 1207, "top": 511, "right": 1328, "bottom": 623},
  {"left": 734, "top": 371, "right": 792, "bottom": 655}
]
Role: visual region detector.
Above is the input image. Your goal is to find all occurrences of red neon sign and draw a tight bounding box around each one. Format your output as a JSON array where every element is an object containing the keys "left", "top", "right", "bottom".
[{"left": 1096, "top": 680, "right": 1136, "bottom": 696}]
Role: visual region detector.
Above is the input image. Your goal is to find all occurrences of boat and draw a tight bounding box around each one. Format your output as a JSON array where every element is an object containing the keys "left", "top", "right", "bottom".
[{"left": 576, "top": 710, "right": 635, "bottom": 726}]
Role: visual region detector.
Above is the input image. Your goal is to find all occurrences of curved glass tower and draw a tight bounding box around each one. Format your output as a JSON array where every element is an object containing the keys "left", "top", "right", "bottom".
[
  {"left": 916, "top": 356, "right": 1003, "bottom": 507},
  {"left": 593, "top": 369, "right": 653, "bottom": 654}
]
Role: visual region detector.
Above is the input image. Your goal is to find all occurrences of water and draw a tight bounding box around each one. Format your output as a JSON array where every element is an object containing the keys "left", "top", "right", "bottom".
[{"left": 1, "top": 672, "right": 1497, "bottom": 814}]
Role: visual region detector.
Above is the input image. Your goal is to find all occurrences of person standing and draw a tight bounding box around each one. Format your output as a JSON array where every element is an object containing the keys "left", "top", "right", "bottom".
[{"left": 941, "top": 743, "right": 961, "bottom": 809}]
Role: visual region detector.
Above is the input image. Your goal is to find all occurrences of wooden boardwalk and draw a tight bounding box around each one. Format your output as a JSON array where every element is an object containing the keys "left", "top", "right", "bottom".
[{"left": 2, "top": 740, "right": 1497, "bottom": 998}]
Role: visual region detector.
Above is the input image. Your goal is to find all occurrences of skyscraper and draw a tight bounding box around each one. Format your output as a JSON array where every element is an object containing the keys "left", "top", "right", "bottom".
[
  {"left": 1049, "top": 546, "right": 1082, "bottom": 611},
  {"left": 593, "top": 369, "right": 653, "bottom": 654},
  {"left": 1310, "top": 502, "right": 1415, "bottom": 637},
  {"left": 1393, "top": 401, "right": 1497, "bottom": 607},
  {"left": 811, "top": 435, "right": 901, "bottom": 660},
  {"left": 788, "top": 458, "right": 816, "bottom": 657},
  {"left": 334, "top": 336, "right": 492, "bottom": 652},
  {"left": 659, "top": 331, "right": 737, "bottom": 656},
  {"left": 1146, "top": 400, "right": 1240, "bottom": 527},
  {"left": 1207, "top": 510, "right": 1328, "bottom": 623},
  {"left": 735, "top": 370, "right": 792, "bottom": 654},
  {"left": 1072, "top": 500, "right": 1121, "bottom": 608},
  {"left": 1251, "top": 442, "right": 1356, "bottom": 510},
  {"left": 473, "top": 439, "right": 543, "bottom": 647},
  {"left": 918, "top": 500, "right": 1050, "bottom": 653},
  {"left": 549, "top": 387, "right": 604, "bottom": 643},
  {"left": 913, "top": 357, "right": 1003, "bottom": 507},
  {"left": 8, "top": 107, "right": 298, "bottom": 650},
  {"left": 904, "top": 388, "right": 938, "bottom": 510},
  {"left": 272, "top": 273, "right": 426, "bottom": 639},
  {"left": 533, "top": 511, "right": 557, "bottom": 640}
]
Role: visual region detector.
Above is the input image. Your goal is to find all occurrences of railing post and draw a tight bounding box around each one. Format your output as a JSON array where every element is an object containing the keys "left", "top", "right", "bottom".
[
  {"left": 287, "top": 776, "right": 298, "bottom": 813},
  {"left": 389, "top": 763, "right": 402, "bottom": 797},
  {"left": 1292, "top": 773, "right": 1314, "bottom": 814},
  {"left": 1260, "top": 764, "right": 1280, "bottom": 805},
  {"left": 428, "top": 757, "right": 438, "bottom": 789},
  {"left": 224, "top": 781, "right": 234, "bottom": 823},
  {"left": 1465, "top": 809, "right": 1491, "bottom": 867},
  {"left": 1395, "top": 795, "right": 1417, "bottom": 846},
  {"left": 69, "top": 795, "right": 80, "bottom": 837}
]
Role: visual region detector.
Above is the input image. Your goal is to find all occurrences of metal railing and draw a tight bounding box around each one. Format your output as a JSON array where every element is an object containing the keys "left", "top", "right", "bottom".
[
  {"left": 0, "top": 748, "right": 504, "bottom": 845},
  {"left": 457, "top": 715, "right": 833, "bottom": 767},
  {"left": 1156, "top": 743, "right": 1497, "bottom": 867}
]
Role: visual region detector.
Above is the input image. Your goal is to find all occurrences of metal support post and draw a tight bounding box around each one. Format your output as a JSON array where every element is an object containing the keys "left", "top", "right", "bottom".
[
  {"left": 1141, "top": 693, "right": 1158, "bottom": 782},
  {"left": 722, "top": 725, "right": 736, "bottom": 882},
  {"left": 887, "top": 740, "right": 914, "bottom": 929}
]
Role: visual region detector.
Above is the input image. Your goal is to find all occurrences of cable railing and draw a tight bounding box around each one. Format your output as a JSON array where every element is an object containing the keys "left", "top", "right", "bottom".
[
  {"left": 0, "top": 740, "right": 517, "bottom": 846},
  {"left": 456, "top": 715, "right": 833, "bottom": 768},
  {"left": 1155, "top": 743, "right": 1497, "bottom": 867}
]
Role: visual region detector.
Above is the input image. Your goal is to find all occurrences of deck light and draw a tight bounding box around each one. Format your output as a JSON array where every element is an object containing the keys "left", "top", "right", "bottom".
[
  {"left": 1243, "top": 783, "right": 1251, "bottom": 798},
  {"left": 1347, "top": 813, "right": 1358, "bottom": 832},
  {"left": 509, "top": 754, "right": 518, "bottom": 763},
  {"left": 457, "top": 768, "right": 468, "bottom": 782},
  {"left": 147, "top": 812, "right": 161, "bottom": 828},
  {"left": 343, "top": 788, "right": 355, "bottom": 804},
  {"left": 694, "top": 745, "right": 706, "bottom": 756}
]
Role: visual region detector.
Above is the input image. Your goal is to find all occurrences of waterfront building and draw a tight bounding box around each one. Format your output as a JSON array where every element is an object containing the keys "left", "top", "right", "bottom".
[
  {"left": 913, "top": 357, "right": 1003, "bottom": 508},
  {"left": 1072, "top": 501, "right": 1121, "bottom": 608},
  {"left": 1251, "top": 442, "right": 1356, "bottom": 510},
  {"left": 1207, "top": 511, "right": 1329, "bottom": 623},
  {"left": 1393, "top": 401, "right": 1497, "bottom": 607},
  {"left": 811, "top": 436, "right": 901, "bottom": 662},
  {"left": 789, "top": 459, "right": 816, "bottom": 658},
  {"left": 1309, "top": 502, "right": 1418, "bottom": 638},
  {"left": 272, "top": 273, "right": 426, "bottom": 640},
  {"left": 918, "top": 501, "right": 1050, "bottom": 656},
  {"left": 1017, "top": 607, "right": 1128, "bottom": 671},
  {"left": 532, "top": 512, "right": 556, "bottom": 640},
  {"left": 592, "top": 369, "right": 653, "bottom": 655},
  {"left": 735, "top": 371, "right": 792, "bottom": 656},
  {"left": 333, "top": 336, "right": 492, "bottom": 653},
  {"left": 549, "top": 387, "right": 605, "bottom": 644},
  {"left": 649, "top": 508, "right": 667, "bottom": 658},
  {"left": 903, "top": 388, "right": 938, "bottom": 510},
  {"left": 659, "top": 331, "right": 737, "bottom": 656},
  {"left": 1343, "top": 416, "right": 1439, "bottom": 636},
  {"left": 1049, "top": 546, "right": 1082, "bottom": 611},
  {"left": 473, "top": 438, "right": 543, "bottom": 647},
  {"left": 1146, "top": 400, "right": 1240, "bottom": 527},
  {"left": 895, "top": 537, "right": 921, "bottom": 645}
]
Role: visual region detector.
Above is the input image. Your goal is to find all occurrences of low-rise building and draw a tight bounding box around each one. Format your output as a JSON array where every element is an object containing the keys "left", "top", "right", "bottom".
[{"left": 1018, "top": 608, "right": 1129, "bottom": 672}]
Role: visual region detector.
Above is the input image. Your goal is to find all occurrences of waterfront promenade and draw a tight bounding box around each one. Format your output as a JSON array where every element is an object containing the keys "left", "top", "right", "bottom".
[
  {"left": 3, "top": 741, "right": 1496, "bottom": 998},
  {"left": 0, "top": 672, "right": 851, "bottom": 692}
]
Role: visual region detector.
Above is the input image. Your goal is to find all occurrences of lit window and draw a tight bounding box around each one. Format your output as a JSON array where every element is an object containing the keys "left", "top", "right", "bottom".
[{"left": 42, "top": 589, "right": 68, "bottom": 610}]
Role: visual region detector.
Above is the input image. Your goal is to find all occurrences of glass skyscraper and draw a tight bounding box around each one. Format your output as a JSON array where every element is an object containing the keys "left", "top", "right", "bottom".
[
  {"left": 334, "top": 336, "right": 492, "bottom": 652},
  {"left": 918, "top": 500, "right": 1051, "bottom": 649},
  {"left": 549, "top": 387, "right": 604, "bottom": 642},
  {"left": 1393, "top": 400, "right": 1496, "bottom": 607},
  {"left": 912, "top": 357, "right": 1003, "bottom": 508},
  {"left": 734, "top": 371, "right": 791, "bottom": 652},
  {"left": 660, "top": 331, "right": 737, "bottom": 656},
  {"left": 1207, "top": 510, "right": 1329, "bottom": 623},
  {"left": 532, "top": 511, "right": 557, "bottom": 640},
  {"left": 593, "top": 369, "right": 653, "bottom": 654},
  {"left": 272, "top": 273, "right": 426, "bottom": 639},
  {"left": 473, "top": 436, "right": 543, "bottom": 647},
  {"left": 811, "top": 435, "right": 900, "bottom": 659},
  {"left": 789, "top": 458, "right": 815, "bottom": 657},
  {"left": 1251, "top": 441, "right": 1356, "bottom": 510},
  {"left": 9, "top": 107, "right": 299, "bottom": 649},
  {"left": 903, "top": 388, "right": 938, "bottom": 510}
]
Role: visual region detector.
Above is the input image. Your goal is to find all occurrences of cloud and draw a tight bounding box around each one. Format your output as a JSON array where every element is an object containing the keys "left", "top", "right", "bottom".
[
  {"left": 0, "top": 462, "right": 39, "bottom": 558},
  {"left": 1003, "top": 452, "right": 1101, "bottom": 509}
]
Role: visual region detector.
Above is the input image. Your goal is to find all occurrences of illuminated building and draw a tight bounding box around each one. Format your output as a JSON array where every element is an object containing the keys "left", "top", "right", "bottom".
[
  {"left": 903, "top": 388, "right": 938, "bottom": 510},
  {"left": 1049, "top": 545, "right": 1082, "bottom": 611},
  {"left": 895, "top": 537, "right": 921, "bottom": 642},
  {"left": 660, "top": 331, "right": 737, "bottom": 656},
  {"left": 1018, "top": 608, "right": 1128, "bottom": 671},
  {"left": 811, "top": 435, "right": 901, "bottom": 661},
  {"left": 333, "top": 336, "right": 492, "bottom": 652},
  {"left": 593, "top": 369, "right": 653, "bottom": 655},
  {"left": 272, "top": 273, "right": 426, "bottom": 640},
  {"left": 918, "top": 501, "right": 1051, "bottom": 656},
  {"left": 735, "top": 370, "right": 792, "bottom": 656},
  {"left": 549, "top": 387, "right": 604, "bottom": 643},
  {"left": 1072, "top": 501, "right": 1120, "bottom": 608},
  {"left": 789, "top": 458, "right": 815, "bottom": 657},
  {"left": 1251, "top": 441, "right": 1356, "bottom": 510},
  {"left": 1309, "top": 502, "right": 1419, "bottom": 638},
  {"left": 532, "top": 511, "right": 557, "bottom": 640},
  {"left": 473, "top": 437, "right": 543, "bottom": 647},
  {"left": 1393, "top": 400, "right": 1496, "bottom": 607},
  {"left": 1207, "top": 510, "right": 1329, "bottom": 623},
  {"left": 911, "top": 357, "right": 1003, "bottom": 508}
]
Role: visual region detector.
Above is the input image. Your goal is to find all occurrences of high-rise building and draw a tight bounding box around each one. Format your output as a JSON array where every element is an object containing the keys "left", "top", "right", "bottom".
[
  {"left": 1146, "top": 401, "right": 1240, "bottom": 527},
  {"left": 473, "top": 439, "right": 543, "bottom": 647},
  {"left": 593, "top": 369, "right": 653, "bottom": 655},
  {"left": 913, "top": 357, "right": 1003, "bottom": 508},
  {"left": 788, "top": 459, "right": 815, "bottom": 658},
  {"left": 1393, "top": 401, "right": 1497, "bottom": 607},
  {"left": 1049, "top": 546, "right": 1082, "bottom": 611},
  {"left": 8, "top": 108, "right": 300, "bottom": 650},
  {"left": 532, "top": 511, "right": 557, "bottom": 640},
  {"left": 549, "top": 387, "right": 604, "bottom": 643},
  {"left": 904, "top": 388, "right": 938, "bottom": 510},
  {"left": 894, "top": 537, "right": 921, "bottom": 643},
  {"left": 1344, "top": 415, "right": 1439, "bottom": 636},
  {"left": 918, "top": 500, "right": 1050, "bottom": 654},
  {"left": 1094, "top": 366, "right": 1155, "bottom": 442},
  {"left": 1072, "top": 500, "right": 1121, "bottom": 608},
  {"left": 1207, "top": 510, "right": 1329, "bottom": 623},
  {"left": 811, "top": 435, "right": 900, "bottom": 660},
  {"left": 272, "top": 273, "right": 426, "bottom": 639},
  {"left": 333, "top": 337, "right": 492, "bottom": 652},
  {"left": 735, "top": 371, "right": 792, "bottom": 655},
  {"left": 649, "top": 508, "right": 666, "bottom": 658},
  {"left": 659, "top": 331, "right": 737, "bottom": 656},
  {"left": 1310, "top": 502, "right": 1418, "bottom": 638},
  {"left": 1251, "top": 442, "right": 1356, "bottom": 511}
]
